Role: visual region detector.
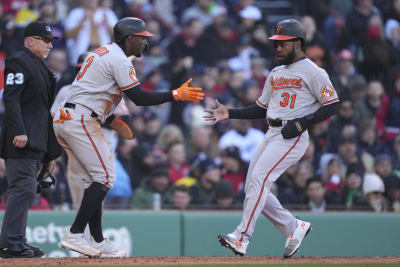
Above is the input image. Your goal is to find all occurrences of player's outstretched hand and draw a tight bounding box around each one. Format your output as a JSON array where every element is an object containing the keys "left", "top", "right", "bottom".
[
  {"left": 203, "top": 99, "right": 229, "bottom": 125},
  {"left": 172, "top": 78, "right": 204, "bottom": 103}
]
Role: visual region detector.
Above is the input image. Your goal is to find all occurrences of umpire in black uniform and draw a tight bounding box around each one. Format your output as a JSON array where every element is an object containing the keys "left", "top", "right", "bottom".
[{"left": 0, "top": 20, "right": 61, "bottom": 258}]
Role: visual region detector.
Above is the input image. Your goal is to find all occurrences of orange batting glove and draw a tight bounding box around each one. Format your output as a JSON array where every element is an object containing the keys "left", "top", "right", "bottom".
[
  {"left": 172, "top": 78, "right": 204, "bottom": 103},
  {"left": 108, "top": 116, "right": 134, "bottom": 139}
]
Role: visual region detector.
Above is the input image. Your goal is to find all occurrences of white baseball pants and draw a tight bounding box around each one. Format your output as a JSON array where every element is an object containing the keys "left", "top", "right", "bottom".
[
  {"left": 53, "top": 104, "right": 116, "bottom": 190},
  {"left": 233, "top": 126, "right": 309, "bottom": 242}
]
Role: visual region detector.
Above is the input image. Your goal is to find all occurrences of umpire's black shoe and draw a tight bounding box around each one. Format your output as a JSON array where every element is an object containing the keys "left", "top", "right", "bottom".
[
  {"left": 0, "top": 244, "right": 34, "bottom": 258},
  {"left": 24, "top": 243, "right": 45, "bottom": 257}
]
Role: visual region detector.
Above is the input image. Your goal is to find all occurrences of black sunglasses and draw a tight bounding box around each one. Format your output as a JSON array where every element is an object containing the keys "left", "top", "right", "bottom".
[{"left": 32, "top": 36, "right": 52, "bottom": 44}]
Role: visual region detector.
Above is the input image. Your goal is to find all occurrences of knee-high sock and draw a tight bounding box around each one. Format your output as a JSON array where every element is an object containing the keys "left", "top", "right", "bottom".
[
  {"left": 70, "top": 182, "right": 108, "bottom": 234},
  {"left": 89, "top": 205, "right": 104, "bottom": 242}
]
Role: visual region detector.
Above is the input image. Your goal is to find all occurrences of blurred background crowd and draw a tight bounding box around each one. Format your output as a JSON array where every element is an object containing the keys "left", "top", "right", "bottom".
[{"left": 0, "top": 0, "right": 400, "bottom": 212}]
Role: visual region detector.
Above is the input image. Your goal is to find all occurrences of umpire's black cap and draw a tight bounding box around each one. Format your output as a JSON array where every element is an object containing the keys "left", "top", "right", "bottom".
[{"left": 24, "top": 20, "right": 59, "bottom": 40}]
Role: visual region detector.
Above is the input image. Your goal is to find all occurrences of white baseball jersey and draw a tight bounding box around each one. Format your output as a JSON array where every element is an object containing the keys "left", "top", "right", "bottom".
[
  {"left": 66, "top": 42, "right": 139, "bottom": 122},
  {"left": 256, "top": 58, "right": 339, "bottom": 120},
  {"left": 228, "top": 58, "right": 339, "bottom": 247}
]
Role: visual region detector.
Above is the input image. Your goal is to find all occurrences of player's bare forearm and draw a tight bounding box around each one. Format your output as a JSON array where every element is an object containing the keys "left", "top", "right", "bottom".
[{"left": 204, "top": 99, "right": 229, "bottom": 125}]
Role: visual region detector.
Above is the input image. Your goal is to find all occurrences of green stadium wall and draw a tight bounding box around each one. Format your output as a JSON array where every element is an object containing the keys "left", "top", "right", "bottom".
[{"left": 0, "top": 211, "right": 398, "bottom": 257}]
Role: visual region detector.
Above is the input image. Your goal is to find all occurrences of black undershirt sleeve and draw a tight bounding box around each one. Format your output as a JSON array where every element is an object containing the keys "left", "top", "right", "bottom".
[
  {"left": 123, "top": 84, "right": 174, "bottom": 106},
  {"left": 305, "top": 101, "right": 339, "bottom": 124},
  {"left": 228, "top": 104, "right": 267, "bottom": 119}
]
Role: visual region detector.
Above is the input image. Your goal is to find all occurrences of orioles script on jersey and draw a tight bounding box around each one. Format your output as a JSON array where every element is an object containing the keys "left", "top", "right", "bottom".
[{"left": 271, "top": 76, "right": 303, "bottom": 90}]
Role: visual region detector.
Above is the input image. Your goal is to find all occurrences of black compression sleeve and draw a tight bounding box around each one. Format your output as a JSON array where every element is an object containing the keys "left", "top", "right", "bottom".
[
  {"left": 123, "top": 84, "right": 174, "bottom": 106},
  {"left": 305, "top": 101, "right": 339, "bottom": 124},
  {"left": 228, "top": 104, "right": 267, "bottom": 119}
]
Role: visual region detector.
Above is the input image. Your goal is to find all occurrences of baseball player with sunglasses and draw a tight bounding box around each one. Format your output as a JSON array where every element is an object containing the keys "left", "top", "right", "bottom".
[
  {"left": 53, "top": 17, "right": 203, "bottom": 257},
  {"left": 204, "top": 19, "right": 339, "bottom": 258}
]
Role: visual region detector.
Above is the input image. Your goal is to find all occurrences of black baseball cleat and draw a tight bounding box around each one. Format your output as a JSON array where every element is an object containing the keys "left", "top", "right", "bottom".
[
  {"left": 218, "top": 234, "right": 248, "bottom": 257},
  {"left": 0, "top": 244, "right": 34, "bottom": 258},
  {"left": 24, "top": 243, "right": 45, "bottom": 257}
]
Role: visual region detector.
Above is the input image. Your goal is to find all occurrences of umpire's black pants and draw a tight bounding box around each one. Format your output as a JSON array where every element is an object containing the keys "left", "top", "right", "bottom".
[{"left": 0, "top": 159, "right": 40, "bottom": 248}]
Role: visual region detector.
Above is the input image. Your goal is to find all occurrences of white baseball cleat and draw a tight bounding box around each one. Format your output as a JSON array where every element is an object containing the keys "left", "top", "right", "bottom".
[
  {"left": 218, "top": 233, "right": 249, "bottom": 256},
  {"left": 283, "top": 219, "right": 312, "bottom": 258},
  {"left": 61, "top": 227, "right": 101, "bottom": 258},
  {"left": 90, "top": 237, "right": 127, "bottom": 257}
]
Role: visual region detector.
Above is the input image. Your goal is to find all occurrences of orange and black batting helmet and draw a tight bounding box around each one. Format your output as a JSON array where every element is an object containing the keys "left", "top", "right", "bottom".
[
  {"left": 268, "top": 19, "right": 306, "bottom": 41},
  {"left": 113, "top": 17, "right": 154, "bottom": 42}
]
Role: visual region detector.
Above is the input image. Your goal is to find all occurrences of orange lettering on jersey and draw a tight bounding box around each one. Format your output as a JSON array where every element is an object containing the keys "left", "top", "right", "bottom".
[
  {"left": 271, "top": 76, "right": 302, "bottom": 90},
  {"left": 93, "top": 47, "right": 109, "bottom": 57}
]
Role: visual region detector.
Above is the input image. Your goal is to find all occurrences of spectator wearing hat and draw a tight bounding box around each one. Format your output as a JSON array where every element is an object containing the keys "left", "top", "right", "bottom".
[
  {"left": 330, "top": 49, "right": 367, "bottom": 101},
  {"left": 237, "top": 5, "right": 262, "bottom": 47},
  {"left": 214, "top": 180, "right": 235, "bottom": 209},
  {"left": 339, "top": 164, "right": 369, "bottom": 210},
  {"left": 131, "top": 163, "right": 172, "bottom": 209},
  {"left": 363, "top": 173, "right": 388, "bottom": 212},
  {"left": 220, "top": 146, "right": 247, "bottom": 195},
  {"left": 191, "top": 158, "right": 221, "bottom": 207},
  {"left": 359, "top": 15, "right": 397, "bottom": 82}
]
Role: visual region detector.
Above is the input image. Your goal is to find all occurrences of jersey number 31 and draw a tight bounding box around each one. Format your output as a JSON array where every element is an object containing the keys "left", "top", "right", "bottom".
[{"left": 280, "top": 92, "right": 296, "bottom": 109}]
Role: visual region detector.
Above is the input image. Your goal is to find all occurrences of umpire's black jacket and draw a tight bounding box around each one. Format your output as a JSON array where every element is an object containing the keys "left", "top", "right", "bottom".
[{"left": 0, "top": 48, "right": 61, "bottom": 162}]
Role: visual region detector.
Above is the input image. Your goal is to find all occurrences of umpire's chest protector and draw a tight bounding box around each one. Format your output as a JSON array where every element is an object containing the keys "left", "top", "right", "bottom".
[{"left": 0, "top": 48, "right": 60, "bottom": 160}]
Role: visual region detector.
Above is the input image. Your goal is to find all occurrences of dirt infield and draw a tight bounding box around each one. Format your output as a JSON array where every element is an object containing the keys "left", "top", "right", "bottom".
[{"left": 0, "top": 256, "right": 399, "bottom": 266}]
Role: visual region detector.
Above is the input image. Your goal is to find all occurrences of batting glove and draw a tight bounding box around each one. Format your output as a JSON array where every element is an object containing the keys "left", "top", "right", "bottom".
[
  {"left": 172, "top": 78, "right": 204, "bottom": 103},
  {"left": 281, "top": 117, "right": 310, "bottom": 139},
  {"left": 106, "top": 115, "right": 134, "bottom": 140}
]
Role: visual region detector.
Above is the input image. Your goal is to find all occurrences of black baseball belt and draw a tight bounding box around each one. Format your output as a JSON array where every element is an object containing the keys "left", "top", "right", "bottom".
[
  {"left": 64, "top": 102, "right": 98, "bottom": 118},
  {"left": 267, "top": 118, "right": 283, "bottom": 127}
]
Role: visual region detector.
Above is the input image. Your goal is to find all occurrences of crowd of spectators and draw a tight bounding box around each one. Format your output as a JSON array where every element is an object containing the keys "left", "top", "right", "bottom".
[{"left": 0, "top": 0, "right": 400, "bottom": 212}]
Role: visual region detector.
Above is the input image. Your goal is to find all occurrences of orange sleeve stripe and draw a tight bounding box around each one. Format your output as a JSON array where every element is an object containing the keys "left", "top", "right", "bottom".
[
  {"left": 320, "top": 98, "right": 339, "bottom": 106},
  {"left": 119, "top": 81, "right": 140, "bottom": 91},
  {"left": 256, "top": 99, "right": 268, "bottom": 109}
]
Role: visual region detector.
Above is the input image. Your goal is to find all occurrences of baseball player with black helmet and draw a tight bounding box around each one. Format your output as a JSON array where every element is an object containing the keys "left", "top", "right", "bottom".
[
  {"left": 53, "top": 17, "right": 203, "bottom": 257},
  {"left": 204, "top": 19, "right": 339, "bottom": 258}
]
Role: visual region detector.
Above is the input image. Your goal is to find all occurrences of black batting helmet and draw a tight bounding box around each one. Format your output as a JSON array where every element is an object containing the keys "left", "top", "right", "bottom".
[
  {"left": 114, "top": 17, "right": 154, "bottom": 42},
  {"left": 268, "top": 19, "right": 306, "bottom": 41}
]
